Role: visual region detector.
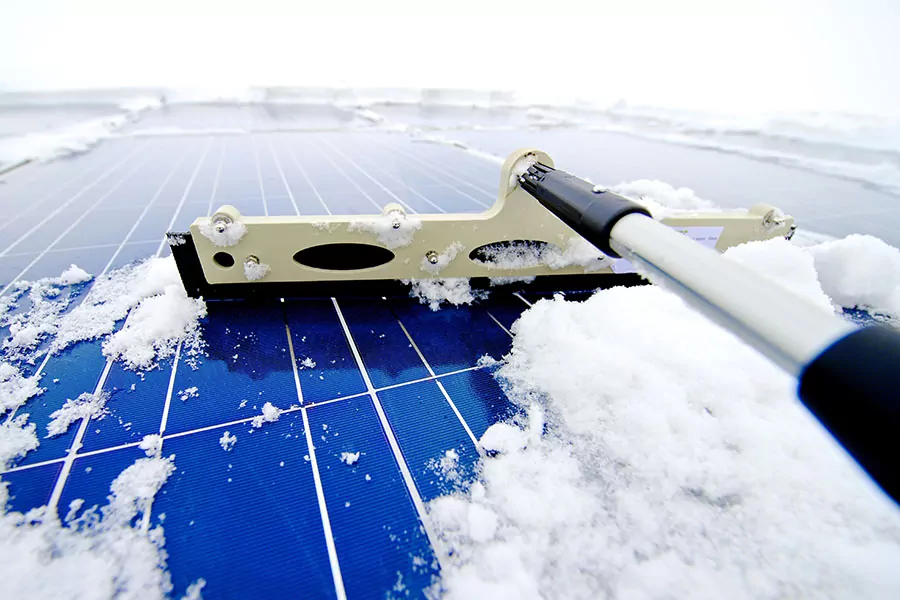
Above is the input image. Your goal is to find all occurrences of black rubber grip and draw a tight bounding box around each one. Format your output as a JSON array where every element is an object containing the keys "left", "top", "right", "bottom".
[
  {"left": 799, "top": 326, "right": 900, "bottom": 503},
  {"left": 519, "top": 163, "right": 651, "bottom": 257}
]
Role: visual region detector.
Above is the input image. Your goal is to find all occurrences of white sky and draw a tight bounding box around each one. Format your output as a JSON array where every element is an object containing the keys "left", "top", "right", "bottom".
[{"left": 1, "top": 0, "right": 899, "bottom": 115}]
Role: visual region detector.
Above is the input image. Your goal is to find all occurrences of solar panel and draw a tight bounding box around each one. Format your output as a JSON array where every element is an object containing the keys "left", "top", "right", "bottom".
[
  {"left": 1, "top": 117, "right": 530, "bottom": 598},
  {"left": 3, "top": 103, "right": 895, "bottom": 598}
]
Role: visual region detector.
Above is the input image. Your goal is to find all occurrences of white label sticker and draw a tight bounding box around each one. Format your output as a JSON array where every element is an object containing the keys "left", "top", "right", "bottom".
[{"left": 611, "top": 226, "right": 724, "bottom": 274}]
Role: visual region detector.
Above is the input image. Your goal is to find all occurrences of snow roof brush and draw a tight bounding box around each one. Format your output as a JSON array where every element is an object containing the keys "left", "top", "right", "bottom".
[
  {"left": 515, "top": 159, "right": 900, "bottom": 505},
  {"left": 166, "top": 148, "right": 793, "bottom": 300}
]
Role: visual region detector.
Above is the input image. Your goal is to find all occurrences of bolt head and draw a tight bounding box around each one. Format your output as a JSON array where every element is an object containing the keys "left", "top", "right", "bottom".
[
  {"left": 392, "top": 220, "right": 401, "bottom": 230},
  {"left": 214, "top": 221, "right": 227, "bottom": 234}
]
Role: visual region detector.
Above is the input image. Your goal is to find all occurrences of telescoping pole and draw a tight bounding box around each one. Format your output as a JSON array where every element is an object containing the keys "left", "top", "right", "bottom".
[{"left": 519, "top": 162, "right": 900, "bottom": 504}]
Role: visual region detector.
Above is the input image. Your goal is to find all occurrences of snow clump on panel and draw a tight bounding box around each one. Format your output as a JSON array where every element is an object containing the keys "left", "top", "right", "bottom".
[
  {"left": 429, "top": 236, "right": 900, "bottom": 599},
  {"left": 46, "top": 391, "right": 110, "bottom": 438},
  {"left": 251, "top": 402, "right": 282, "bottom": 428}
]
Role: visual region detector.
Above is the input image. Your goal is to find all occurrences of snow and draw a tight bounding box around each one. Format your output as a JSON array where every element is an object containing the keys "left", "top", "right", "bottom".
[
  {"left": 0, "top": 415, "right": 39, "bottom": 470},
  {"left": 219, "top": 431, "right": 237, "bottom": 451},
  {"left": 340, "top": 451, "right": 360, "bottom": 465},
  {"left": 0, "top": 362, "right": 43, "bottom": 414},
  {"left": 251, "top": 402, "right": 281, "bottom": 428},
  {"left": 103, "top": 284, "right": 207, "bottom": 370},
  {"left": 348, "top": 213, "right": 423, "bottom": 249},
  {"left": 46, "top": 391, "right": 109, "bottom": 438},
  {"left": 197, "top": 219, "right": 247, "bottom": 247},
  {"left": 611, "top": 179, "right": 718, "bottom": 217},
  {"left": 508, "top": 153, "right": 538, "bottom": 189},
  {"left": 473, "top": 238, "right": 612, "bottom": 273},
  {"left": 404, "top": 278, "right": 487, "bottom": 311},
  {"left": 58, "top": 264, "right": 93, "bottom": 286},
  {"left": 0, "top": 451, "right": 178, "bottom": 599},
  {"left": 243, "top": 259, "right": 271, "bottom": 281},
  {"left": 0, "top": 114, "right": 134, "bottom": 168},
  {"left": 179, "top": 387, "right": 199, "bottom": 402},
  {"left": 421, "top": 242, "right": 463, "bottom": 275},
  {"left": 429, "top": 239, "right": 900, "bottom": 599},
  {"left": 182, "top": 578, "right": 207, "bottom": 600},
  {"left": 51, "top": 257, "right": 207, "bottom": 370},
  {"left": 723, "top": 237, "right": 835, "bottom": 314},
  {"left": 808, "top": 234, "right": 900, "bottom": 317},
  {"left": 138, "top": 434, "right": 163, "bottom": 458},
  {"left": 299, "top": 357, "right": 316, "bottom": 369}
]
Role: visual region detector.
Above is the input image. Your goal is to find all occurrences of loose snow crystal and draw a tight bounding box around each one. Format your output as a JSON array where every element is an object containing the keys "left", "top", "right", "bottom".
[
  {"left": 243, "top": 259, "right": 271, "bottom": 281},
  {"left": 197, "top": 219, "right": 247, "bottom": 247},
  {"left": 340, "top": 451, "right": 360, "bottom": 465},
  {"left": 473, "top": 238, "right": 612, "bottom": 273},
  {"left": 251, "top": 402, "right": 282, "bottom": 428},
  {"left": 219, "top": 431, "right": 237, "bottom": 451},
  {"left": 428, "top": 274, "right": 900, "bottom": 599},
  {"left": 179, "top": 387, "right": 199, "bottom": 402},
  {"left": 299, "top": 357, "right": 316, "bottom": 369},
  {"left": 46, "top": 391, "right": 110, "bottom": 438},
  {"left": 404, "top": 278, "right": 487, "bottom": 311},
  {"left": 348, "top": 213, "right": 423, "bottom": 249}
]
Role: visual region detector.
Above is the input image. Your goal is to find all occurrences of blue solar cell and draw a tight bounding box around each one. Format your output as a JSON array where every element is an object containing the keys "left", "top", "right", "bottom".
[
  {"left": 391, "top": 299, "right": 513, "bottom": 374},
  {"left": 0, "top": 253, "right": 39, "bottom": 290},
  {"left": 284, "top": 300, "right": 367, "bottom": 404},
  {"left": 165, "top": 302, "right": 298, "bottom": 435},
  {"left": 16, "top": 341, "right": 106, "bottom": 466},
  {"left": 60, "top": 446, "right": 147, "bottom": 519},
  {"left": 438, "top": 368, "right": 518, "bottom": 439},
  {"left": 307, "top": 396, "right": 439, "bottom": 599},
  {"left": 79, "top": 357, "right": 174, "bottom": 452},
  {"left": 155, "top": 413, "right": 337, "bottom": 599},
  {"left": 338, "top": 299, "right": 430, "bottom": 389},
  {"left": 377, "top": 380, "right": 479, "bottom": 501},
  {"left": 1, "top": 462, "right": 62, "bottom": 513}
]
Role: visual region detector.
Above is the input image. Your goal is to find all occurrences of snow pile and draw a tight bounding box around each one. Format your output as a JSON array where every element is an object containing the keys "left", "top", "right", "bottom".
[
  {"left": 243, "top": 259, "right": 271, "bottom": 281},
  {"left": 430, "top": 285, "right": 900, "bottom": 598},
  {"left": 428, "top": 240, "right": 900, "bottom": 599},
  {"left": 348, "top": 213, "right": 423, "bottom": 249},
  {"left": 611, "top": 180, "right": 718, "bottom": 217},
  {"left": 102, "top": 284, "right": 207, "bottom": 370},
  {"left": 808, "top": 234, "right": 900, "bottom": 317},
  {"left": 197, "top": 219, "right": 247, "bottom": 247},
  {"left": 0, "top": 451, "right": 178, "bottom": 599},
  {"left": 51, "top": 257, "right": 207, "bottom": 370},
  {"left": 251, "top": 402, "right": 282, "bottom": 428},
  {"left": 404, "top": 279, "right": 487, "bottom": 312},
  {"left": 46, "top": 391, "right": 110, "bottom": 438},
  {"left": 723, "top": 238, "right": 835, "bottom": 314},
  {"left": 138, "top": 434, "right": 163, "bottom": 458},
  {"left": 219, "top": 431, "right": 237, "bottom": 451}
]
